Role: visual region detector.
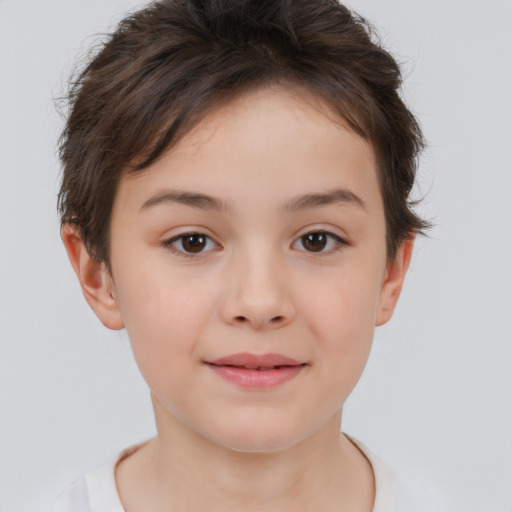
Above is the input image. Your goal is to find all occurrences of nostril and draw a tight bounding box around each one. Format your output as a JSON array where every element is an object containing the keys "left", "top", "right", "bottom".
[{"left": 231, "top": 315, "right": 287, "bottom": 327}]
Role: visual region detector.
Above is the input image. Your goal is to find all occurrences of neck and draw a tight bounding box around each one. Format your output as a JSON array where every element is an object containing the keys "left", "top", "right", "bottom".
[{"left": 116, "top": 398, "right": 374, "bottom": 512}]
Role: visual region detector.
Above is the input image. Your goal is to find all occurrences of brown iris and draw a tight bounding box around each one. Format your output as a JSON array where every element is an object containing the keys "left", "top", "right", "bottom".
[
  {"left": 181, "top": 234, "right": 207, "bottom": 253},
  {"left": 301, "top": 233, "right": 328, "bottom": 252}
]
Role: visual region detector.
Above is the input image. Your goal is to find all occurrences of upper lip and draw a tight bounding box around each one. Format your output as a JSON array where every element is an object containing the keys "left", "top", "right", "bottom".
[{"left": 206, "top": 353, "right": 305, "bottom": 369}]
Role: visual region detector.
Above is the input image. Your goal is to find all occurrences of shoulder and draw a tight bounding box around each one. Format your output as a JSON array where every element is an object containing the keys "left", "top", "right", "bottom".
[
  {"left": 46, "top": 444, "right": 142, "bottom": 512},
  {"left": 345, "top": 435, "right": 442, "bottom": 512}
]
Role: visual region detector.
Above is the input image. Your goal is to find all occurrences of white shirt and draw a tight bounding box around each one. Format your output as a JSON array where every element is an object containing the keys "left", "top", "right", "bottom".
[{"left": 48, "top": 437, "right": 432, "bottom": 512}]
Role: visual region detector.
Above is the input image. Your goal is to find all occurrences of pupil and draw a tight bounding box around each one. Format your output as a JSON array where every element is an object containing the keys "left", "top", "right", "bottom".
[
  {"left": 183, "top": 234, "right": 206, "bottom": 253},
  {"left": 303, "top": 233, "right": 327, "bottom": 252}
]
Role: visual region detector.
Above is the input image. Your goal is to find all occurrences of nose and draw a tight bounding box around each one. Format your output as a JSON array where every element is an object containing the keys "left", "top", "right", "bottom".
[{"left": 220, "top": 248, "right": 296, "bottom": 330}]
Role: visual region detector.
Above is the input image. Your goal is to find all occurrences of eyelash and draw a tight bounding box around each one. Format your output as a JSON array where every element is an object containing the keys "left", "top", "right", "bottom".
[
  {"left": 163, "top": 232, "right": 219, "bottom": 259},
  {"left": 292, "top": 231, "right": 348, "bottom": 254},
  {"left": 163, "top": 231, "right": 349, "bottom": 258}
]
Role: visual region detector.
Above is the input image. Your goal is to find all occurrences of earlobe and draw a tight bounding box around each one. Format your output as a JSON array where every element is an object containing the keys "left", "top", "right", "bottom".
[
  {"left": 375, "top": 238, "right": 414, "bottom": 326},
  {"left": 61, "top": 224, "right": 125, "bottom": 330}
]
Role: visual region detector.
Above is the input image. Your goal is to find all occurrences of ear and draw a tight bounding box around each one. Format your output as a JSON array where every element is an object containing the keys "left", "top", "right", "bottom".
[
  {"left": 61, "top": 224, "right": 124, "bottom": 330},
  {"left": 375, "top": 238, "right": 414, "bottom": 326}
]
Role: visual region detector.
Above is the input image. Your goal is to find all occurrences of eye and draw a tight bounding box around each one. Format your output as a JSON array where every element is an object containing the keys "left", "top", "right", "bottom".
[
  {"left": 292, "top": 231, "right": 346, "bottom": 253},
  {"left": 164, "top": 233, "right": 219, "bottom": 256}
]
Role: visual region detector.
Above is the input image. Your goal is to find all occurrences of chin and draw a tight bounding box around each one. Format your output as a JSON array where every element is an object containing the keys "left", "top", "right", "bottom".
[
  {"left": 221, "top": 434, "right": 302, "bottom": 454},
  {"left": 207, "top": 417, "right": 309, "bottom": 454}
]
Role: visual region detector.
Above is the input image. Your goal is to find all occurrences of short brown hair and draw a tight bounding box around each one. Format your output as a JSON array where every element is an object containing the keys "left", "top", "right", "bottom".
[{"left": 58, "top": 0, "right": 429, "bottom": 272}]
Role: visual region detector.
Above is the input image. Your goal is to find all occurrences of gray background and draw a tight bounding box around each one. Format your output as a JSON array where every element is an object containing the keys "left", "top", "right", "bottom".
[{"left": 1, "top": 0, "right": 511, "bottom": 510}]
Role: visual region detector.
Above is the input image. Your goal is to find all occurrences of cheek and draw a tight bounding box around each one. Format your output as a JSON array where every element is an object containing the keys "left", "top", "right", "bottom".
[
  {"left": 303, "top": 269, "right": 382, "bottom": 368},
  {"left": 114, "top": 268, "right": 216, "bottom": 386}
]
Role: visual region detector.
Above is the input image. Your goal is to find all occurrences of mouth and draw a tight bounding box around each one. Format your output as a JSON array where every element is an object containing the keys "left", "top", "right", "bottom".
[
  {"left": 213, "top": 365, "right": 299, "bottom": 370},
  {"left": 204, "top": 353, "right": 307, "bottom": 389}
]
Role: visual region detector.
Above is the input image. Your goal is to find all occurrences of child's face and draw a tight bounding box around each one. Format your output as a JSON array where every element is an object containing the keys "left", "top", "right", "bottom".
[{"left": 81, "top": 85, "right": 410, "bottom": 452}]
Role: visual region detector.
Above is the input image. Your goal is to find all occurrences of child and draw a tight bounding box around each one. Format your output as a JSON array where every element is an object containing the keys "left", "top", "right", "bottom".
[{"left": 51, "top": 0, "right": 430, "bottom": 510}]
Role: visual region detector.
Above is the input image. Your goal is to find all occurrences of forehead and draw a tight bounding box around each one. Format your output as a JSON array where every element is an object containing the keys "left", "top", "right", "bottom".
[
  {"left": 116, "top": 84, "right": 381, "bottom": 216},
  {"left": 176, "top": 84, "right": 374, "bottom": 164}
]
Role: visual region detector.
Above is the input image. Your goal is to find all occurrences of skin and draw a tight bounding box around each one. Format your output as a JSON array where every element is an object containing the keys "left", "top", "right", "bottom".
[{"left": 62, "top": 84, "right": 413, "bottom": 511}]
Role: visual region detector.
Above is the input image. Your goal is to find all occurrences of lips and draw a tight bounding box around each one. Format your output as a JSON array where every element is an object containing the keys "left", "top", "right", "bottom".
[
  {"left": 208, "top": 353, "right": 304, "bottom": 368},
  {"left": 205, "top": 353, "right": 306, "bottom": 389}
]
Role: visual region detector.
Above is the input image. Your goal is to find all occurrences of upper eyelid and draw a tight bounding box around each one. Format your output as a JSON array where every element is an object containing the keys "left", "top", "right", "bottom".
[
  {"left": 166, "top": 232, "right": 219, "bottom": 246},
  {"left": 167, "top": 231, "right": 212, "bottom": 241},
  {"left": 163, "top": 233, "right": 220, "bottom": 258},
  {"left": 165, "top": 229, "right": 219, "bottom": 243},
  {"left": 297, "top": 229, "right": 343, "bottom": 239},
  {"left": 294, "top": 227, "right": 350, "bottom": 243},
  {"left": 292, "top": 231, "right": 347, "bottom": 250}
]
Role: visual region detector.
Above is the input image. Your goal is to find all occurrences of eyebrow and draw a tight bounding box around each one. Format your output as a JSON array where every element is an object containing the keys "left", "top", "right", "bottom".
[
  {"left": 140, "top": 190, "right": 231, "bottom": 213},
  {"left": 139, "top": 187, "right": 365, "bottom": 214},
  {"left": 282, "top": 188, "right": 365, "bottom": 212}
]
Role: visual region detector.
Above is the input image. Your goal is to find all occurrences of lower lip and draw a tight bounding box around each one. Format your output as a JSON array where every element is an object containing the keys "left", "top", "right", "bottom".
[{"left": 206, "top": 364, "right": 305, "bottom": 390}]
